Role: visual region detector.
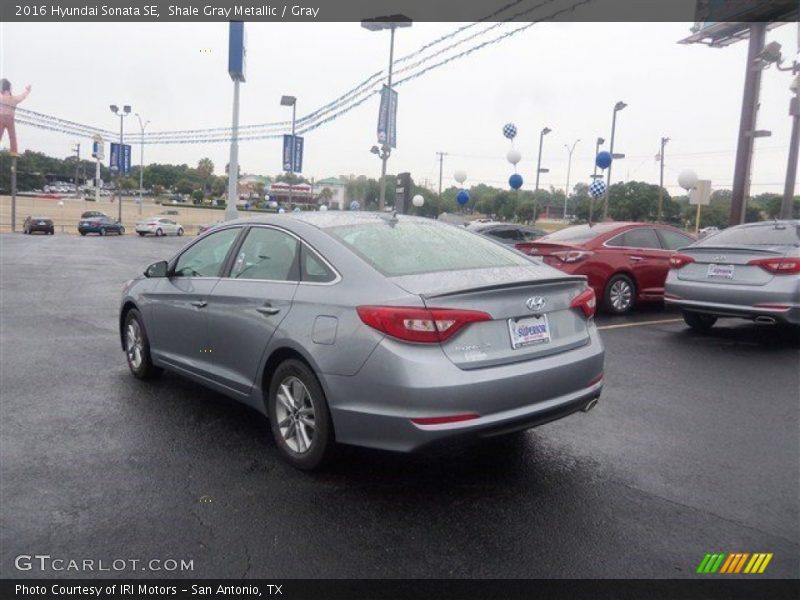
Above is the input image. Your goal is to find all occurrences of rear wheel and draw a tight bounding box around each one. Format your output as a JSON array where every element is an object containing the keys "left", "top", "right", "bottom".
[
  {"left": 118, "top": 227, "right": 125, "bottom": 235},
  {"left": 604, "top": 274, "right": 635, "bottom": 315},
  {"left": 138, "top": 232, "right": 146, "bottom": 237},
  {"left": 683, "top": 311, "right": 717, "bottom": 331},
  {"left": 155, "top": 228, "right": 163, "bottom": 237},
  {"left": 99, "top": 227, "right": 107, "bottom": 236},
  {"left": 177, "top": 227, "right": 184, "bottom": 236},
  {"left": 267, "top": 359, "right": 334, "bottom": 470},
  {"left": 80, "top": 231, "right": 87, "bottom": 236},
  {"left": 123, "top": 309, "right": 163, "bottom": 379}
]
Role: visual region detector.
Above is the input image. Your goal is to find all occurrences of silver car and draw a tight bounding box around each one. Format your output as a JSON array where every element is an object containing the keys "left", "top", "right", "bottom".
[
  {"left": 135, "top": 217, "right": 184, "bottom": 237},
  {"left": 119, "top": 213, "right": 605, "bottom": 469},
  {"left": 665, "top": 220, "right": 800, "bottom": 329}
]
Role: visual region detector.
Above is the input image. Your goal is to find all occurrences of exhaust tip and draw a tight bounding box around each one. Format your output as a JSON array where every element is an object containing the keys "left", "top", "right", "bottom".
[
  {"left": 754, "top": 316, "right": 777, "bottom": 325},
  {"left": 581, "top": 398, "right": 599, "bottom": 413}
]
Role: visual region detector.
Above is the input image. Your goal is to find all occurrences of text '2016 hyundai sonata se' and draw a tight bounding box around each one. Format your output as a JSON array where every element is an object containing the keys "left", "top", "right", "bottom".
[{"left": 119, "top": 213, "right": 605, "bottom": 469}]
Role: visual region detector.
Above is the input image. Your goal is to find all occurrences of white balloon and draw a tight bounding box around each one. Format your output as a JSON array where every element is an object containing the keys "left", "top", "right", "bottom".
[
  {"left": 57, "top": 200, "right": 64, "bottom": 206},
  {"left": 319, "top": 204, "right": 328, "bottom": 211},
  {"left": 412, "top": 194, "right": 424, "bottom": 207},
  {"left": 678, "top": 169, "right": 699, "bottom": 191},
  {"left": 506, "top": 148, "right": 522, "bottom": 166},
  {"left": 454, "top": 170, "right": 467, "bottom": 184}
]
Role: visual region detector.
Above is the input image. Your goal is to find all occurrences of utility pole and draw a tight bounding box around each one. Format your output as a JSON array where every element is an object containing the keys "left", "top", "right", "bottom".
[
  {"left": 534, "top": 127, "right": 551, "bottom": 223},
  {"left": 657, "top": 137, "right": 669, "bottom": 222},
  {"left": 436, "top": 151, "right": 447, "bottom": 196},
  {"left": 589, "top": 137, "right": 604, "bottom": 225},
  {"left": 781, "top": 69, "right": 799, "bottom": 219},
  {"left": 564, "top": 139, "right": 579, "bottom": 221},
  {"left": 135, "top": 114, "right": 149, "bottom": 215},
  {"left": 603, "top": 101, "right": 627, "bottom": 221},
  {"left": 730, "top": 23, "right": 767, "bottom": 225},
  {"left": 73, "top": 143, "right": 80, "bottom": 197}
]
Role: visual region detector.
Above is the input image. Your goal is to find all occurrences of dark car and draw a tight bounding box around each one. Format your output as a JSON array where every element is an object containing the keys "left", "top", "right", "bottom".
[
  {"left": 80, "top": 210, "right": 108, "bottom": 219},
  {"left": 160, "top": 209, "right": 180, "bottom": 216},
  {"left": 23, "top": 216, "right": 54, "bottom": 235},
  {"left": 467, "top": 222, "right": 548, "bottom": 248},
  {"left": 78, "top": 215, "right": 125, "bottom": 236},
  {"left": 519, "top": 222, "right": 696, "bottom": 314},
  {"left": 197, "top": 220, "right": 224, "bottom": 235}
]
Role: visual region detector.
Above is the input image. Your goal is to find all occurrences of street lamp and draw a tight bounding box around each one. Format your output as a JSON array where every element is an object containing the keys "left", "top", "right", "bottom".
[
  {"left": 657, "top": 136, "right": 670, "bottom": 222},
  {"left": 110, "top": 104, "right": 131, "bottom": 223},
  {"left": 533, "top": 127, "right": 551, "bottom": 223},
  {"left": 563, "top": 139, "right": 580, "bottom": 222},
  {"left": 603, "top": 101, "right": 627, "bottom": 220},
  {"left": 135, "top": 113, "right": 149, "bottom": 215},
  {"left": 361, "top": 14, "right": 412, "bottom": 211},
  {"left": 280, "top": 95, "right": 297, "bottom": 209},
  {"left": 588, "top": 137, "right": 605, "bottom": 224}
]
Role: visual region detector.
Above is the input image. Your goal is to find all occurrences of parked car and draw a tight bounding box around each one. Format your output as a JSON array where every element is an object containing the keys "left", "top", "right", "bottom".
[
  {"left": 81, "top": 210, "right": 108, "bottom": 220},
  {"left": 120, "top": 213, "right": 604, "bottom": 469},
  {"left": 468, "top": 221, "right": 548, "bottom": 248},
  {"left": 698, "top": 226, "right": 720, "bottom": 239},
  {"left": 78, "top": 215, "right": 125, "bottom": 236},
  {"left": 135, "top": 217, "right": 184, "bottom": 237},
  {"left": 665, "top": 220, "right": 800, "bottom": 329},
  {"left": 160, "top": 209, "right": 180, "bottom": 216},
  {"left": 198, "top": 221, "right": 224, "bottom": 235},
  {"left": 23, "top": 216, "right": 54, "bottom": 235},
  {"left": 519, "top": 222, "right": 696, "bottom": 315}
]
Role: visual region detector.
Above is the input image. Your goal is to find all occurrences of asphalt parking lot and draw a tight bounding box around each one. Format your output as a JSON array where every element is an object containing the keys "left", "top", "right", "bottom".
[{"left": 1, "top": 232, "right": 798, "bottom": 579}]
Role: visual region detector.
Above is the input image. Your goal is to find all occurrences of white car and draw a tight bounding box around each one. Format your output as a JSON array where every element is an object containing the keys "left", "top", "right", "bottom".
[{"left": 135, "top": 217, "right": 184, "bottom": 237}]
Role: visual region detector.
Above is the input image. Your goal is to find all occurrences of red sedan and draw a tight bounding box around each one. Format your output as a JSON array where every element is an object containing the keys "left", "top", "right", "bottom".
[{"left": 518, "top": 222, "right": 696, "bottom": 314}]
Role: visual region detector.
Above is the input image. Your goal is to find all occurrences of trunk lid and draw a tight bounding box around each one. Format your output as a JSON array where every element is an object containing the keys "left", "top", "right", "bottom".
[
  {"left": 676, "top": 245, "right": 790, "bottom": 286},
  {"left": 391, "top": 265, "right": 591, "bottom": 370}
]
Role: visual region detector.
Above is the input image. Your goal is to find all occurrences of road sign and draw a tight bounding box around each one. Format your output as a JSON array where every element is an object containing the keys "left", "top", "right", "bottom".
[
  {"left": 377, "top": 85, "right": 398, "bottom": 148},
  {"left": 228, "top": 21, "right": 247, "bottom": 82},
  {"left": 92, "top": 135, "right": 104, "bottom": 160},
  {"left": 689, "top": 180, "right": 712, "bottom": 206},
  {"left": 109, "top": 143, "right": 132, "bottom": 175},
  {"left": 282, "top": 135, "right": 304, "bottom": 173}
]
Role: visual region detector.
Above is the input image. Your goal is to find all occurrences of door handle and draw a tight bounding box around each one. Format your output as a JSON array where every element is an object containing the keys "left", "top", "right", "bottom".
[
  {"left": 257, "top": 305, "right": 281, "bottom": 316},
  {"left": 629, "top": 256, "right": 644, "bottom": 262},
  {"left": 190, "top": 300, "right": 207, "bottom": 308}
]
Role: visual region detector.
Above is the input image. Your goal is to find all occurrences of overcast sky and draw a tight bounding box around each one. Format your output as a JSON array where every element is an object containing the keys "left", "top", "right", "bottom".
[{"left": 1, "top": 20, "right": 797, "bottom": 195}]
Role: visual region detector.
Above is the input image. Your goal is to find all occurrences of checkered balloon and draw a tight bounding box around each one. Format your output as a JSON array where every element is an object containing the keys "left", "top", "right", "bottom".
[
  {"left": 502, "top": 123, "right": 518, "bottom": 140},
  {"left": 589, "top": 179, "right": 607, "bottom": 198}
]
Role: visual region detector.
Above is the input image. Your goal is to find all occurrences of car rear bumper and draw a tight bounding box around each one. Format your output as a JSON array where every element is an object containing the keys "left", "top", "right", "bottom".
[
  {"left": 665, "top": 296, "right": 800, "bottom": 325},
  {"left": 324, "top": 325, "right": 605, "bottom": 452}
]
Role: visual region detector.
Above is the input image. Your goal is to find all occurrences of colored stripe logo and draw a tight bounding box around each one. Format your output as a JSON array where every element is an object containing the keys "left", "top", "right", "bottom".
[{"left": 697, "top": 552, "right": 773, "bottom": 574}]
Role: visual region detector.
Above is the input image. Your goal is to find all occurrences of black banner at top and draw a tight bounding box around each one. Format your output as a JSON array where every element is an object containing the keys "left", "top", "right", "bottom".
[{"left": 2, "top": 0, "right": 798, "bottom": 22}]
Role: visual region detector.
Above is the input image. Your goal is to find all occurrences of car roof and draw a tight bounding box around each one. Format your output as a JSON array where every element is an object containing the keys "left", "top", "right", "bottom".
[{"left": 220, "top": 211, "right": 439, "bottom": 230}]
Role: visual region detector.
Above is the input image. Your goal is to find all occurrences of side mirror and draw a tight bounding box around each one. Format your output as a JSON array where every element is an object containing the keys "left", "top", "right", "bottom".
[{"left": 144, "top": 260, "right": 169, "bottom": 278}]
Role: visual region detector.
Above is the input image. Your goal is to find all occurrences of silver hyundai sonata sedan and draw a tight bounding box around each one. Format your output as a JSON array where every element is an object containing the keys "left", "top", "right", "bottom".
[
  {"left": 665, "top": 220, "right": 800, "bottom": 329},
  {"left": 119, "top": 213, "right": 605, "bottom": 469}
]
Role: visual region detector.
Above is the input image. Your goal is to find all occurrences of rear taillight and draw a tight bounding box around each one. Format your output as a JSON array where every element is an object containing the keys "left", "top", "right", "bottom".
[
  {"left": 570, "top": 288, "right": 596, "bottom": 319},
  {"left": 669, "top": 254, "right": 696, "bottom": 269},
  {"left": 748, "top": 257, "right": 800, "bottom": 275},
  {"left": 357, "top": 306, "right": 491, "bottom": 343},
  {"left": 410, "top": 413, "right": 480, "bottom": 426},
  {"left": 551, "top": 250, "right": 593, "bottom": 263}
]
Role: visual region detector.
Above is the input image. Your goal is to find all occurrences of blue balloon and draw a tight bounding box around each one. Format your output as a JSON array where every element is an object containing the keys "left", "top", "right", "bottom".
[
  {"left": 456, "top": 190, "right": 470, "bottom": 205},
  {"left": 244, "top": 202, "right": 250, "bottom": 209},
  {"left": 349, "top": 200, "right": 361, "bottom": 211},
  {"left": 596, "top": 151, "right": 613, "bottom": 170},
  {"left": 509, "top": 173, "right": 523, "bottom": 190}
]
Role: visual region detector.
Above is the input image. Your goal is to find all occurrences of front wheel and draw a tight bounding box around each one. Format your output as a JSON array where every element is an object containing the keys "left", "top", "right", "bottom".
[
  {"left": 138, "top": 232, "right": 146, "bottom": 237},
  {"left": 683, "top": 311, "right": 717, "bottom": 331},
  {"left": 268, "top": 359, "right": 334, "bottom": 470},
  {"left": 177, "top": 227, "right": 184, "bottom": 236},
  {"left": 118, "top": 227, "right": 125, "bottom": 235},
  {"left": 99, "top": 227, "right": 107, "bottom": 236},
  {"left": 80, "top": 231, "right": 87, "bottom": 236},
  {"left": 123, "top": 309, "right": 163, "bottom": 379},
  {"left": 604, "top": 274, "right": 636, "bottom": 315},
  {"left": 155, "top": 228, "right": 163, "bottom": 237}
]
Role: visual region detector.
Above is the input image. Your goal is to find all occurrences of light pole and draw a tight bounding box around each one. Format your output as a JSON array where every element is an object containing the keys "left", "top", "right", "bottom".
[
  {"left": 280, "top": 95, "right": 297, "bottom": 209},
  {"left": 110, "top": 104, "right": 130, "bottom": 223},
  {"left": 563, "top": 139, "right": 579, "bottom": 222},
  {"left": 362, "top": 15, "right": 412, "bottom": 211},
  {"left": 603, "top": 101, "right": 627, "bottom": 221},
  {"left": 533, "top": 127, "right": 551, "bottom": 223},
  {"left": 657, "top": 136, "right": 670, "bottom": 222},
  {"left": 135, "top": 113, "right": 149, "bottom": 215},
  {"left": 589, "top": 137, "right": 604, "bottom": 224}
]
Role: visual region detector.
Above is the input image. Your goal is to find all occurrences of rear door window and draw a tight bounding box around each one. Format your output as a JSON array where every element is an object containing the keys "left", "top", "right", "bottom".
[
  {"left": 230, "top": 227, "right": 300, "bottom": 281},
  {"left": 657, "top": 229, "right": 695, "bottom": 250},
  {"left": 616, "top": 228, "right": 662, "bottom": 249}
]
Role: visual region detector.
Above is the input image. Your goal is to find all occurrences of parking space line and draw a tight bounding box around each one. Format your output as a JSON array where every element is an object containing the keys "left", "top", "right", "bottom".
[{"left": 597, "top": 318, "right": 683, "bottom": 331}]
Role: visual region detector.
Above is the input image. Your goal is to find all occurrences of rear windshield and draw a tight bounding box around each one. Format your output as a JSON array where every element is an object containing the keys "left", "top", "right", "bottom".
[
  {"left": 540, "top": 223, "right": 620, "bottom": 243},
  {"left": 326, "top": 221, "right": 530, "bottom": 276},
  {"left": 695, "top": 223, "right": 800, "bottom": 247}
]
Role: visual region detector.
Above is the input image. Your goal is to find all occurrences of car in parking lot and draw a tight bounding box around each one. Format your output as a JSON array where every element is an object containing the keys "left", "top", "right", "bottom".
[
  {"left": 135, "top": 217, "right": 184, "bottom": 237},
  {"left": 518, "top": 222, "right": 696, "bottom": 314},
  {"left": 78, "top": 215, "right": 125, "bottom": 236},
  {"left": 467, "top": 221, "right": 548, "bottom": 247},
  {"left": 198, "top": 220, "right": 224, "bottom": 235},
  {"left": 119, "top": 213, "right": 604, "bottom": 469},
  {"left": 80, "top": 210, "right": 108, "bottom": 220},
  {"left": 159, "top": 209, "right": 180, "bottom": 216},
  {"left": 23, "top": 215, "right": 54, "bottom": 235},
  {"left": 665, "top": 220, "right": 800, "bottom": 329},
  {"left": 698, "top": 226, "right": 720, "bottom": 239}
]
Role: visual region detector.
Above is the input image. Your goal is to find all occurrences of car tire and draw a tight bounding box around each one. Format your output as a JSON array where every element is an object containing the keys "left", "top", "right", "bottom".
[
  {"left": 177, "top": 227, "right": 184, "bottom": 236},
  {"left": 138, "top": 232, "right": 146, "bottom": 237},
  {"left": 80, "top": 232, "right": 87, "bottom": 236},
  {"left": 49, "top": 230, "right": 54, "bottom": 235},
  {"left": 123, "top": 308, "right": 163, "bottom": 380},
  {"left": 267, "top": 359, "right": 335, "bottom": 471},
  {"left": 100, "top": 227, "right": 107, "bottom": 236},
  {"left": 118, "top": 227, "right": 125, "bottom": 235},
  {"left": 683, "top": 311, "right": 717, "bottom": 331},
  {"left": 604, "top": 274, "right": 636, "bottom": 315},
  {"left": 156, "top": 228, "right": 163, "bottom": 237}
]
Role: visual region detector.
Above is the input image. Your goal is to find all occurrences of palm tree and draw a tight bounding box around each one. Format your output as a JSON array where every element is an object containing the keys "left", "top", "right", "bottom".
[{"left": 197, "top": 158, "right": 214, "bottom": 193}]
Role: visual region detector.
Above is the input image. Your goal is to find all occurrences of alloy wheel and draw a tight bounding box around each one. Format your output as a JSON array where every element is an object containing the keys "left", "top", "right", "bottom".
[
  {"left": 126, "top": 320, "right": 144, "bottom": 370},
  {"left": 275, "top": 376, "right": 316, "bottom": 454},
  {"left": 609, "top": 279, "right": 633, "bottom": 311}
]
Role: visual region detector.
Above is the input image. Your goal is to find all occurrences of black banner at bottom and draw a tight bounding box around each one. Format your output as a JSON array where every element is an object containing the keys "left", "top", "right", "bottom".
[{"left": 2, "top": 579, "right": 799, "bottom": 600}]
